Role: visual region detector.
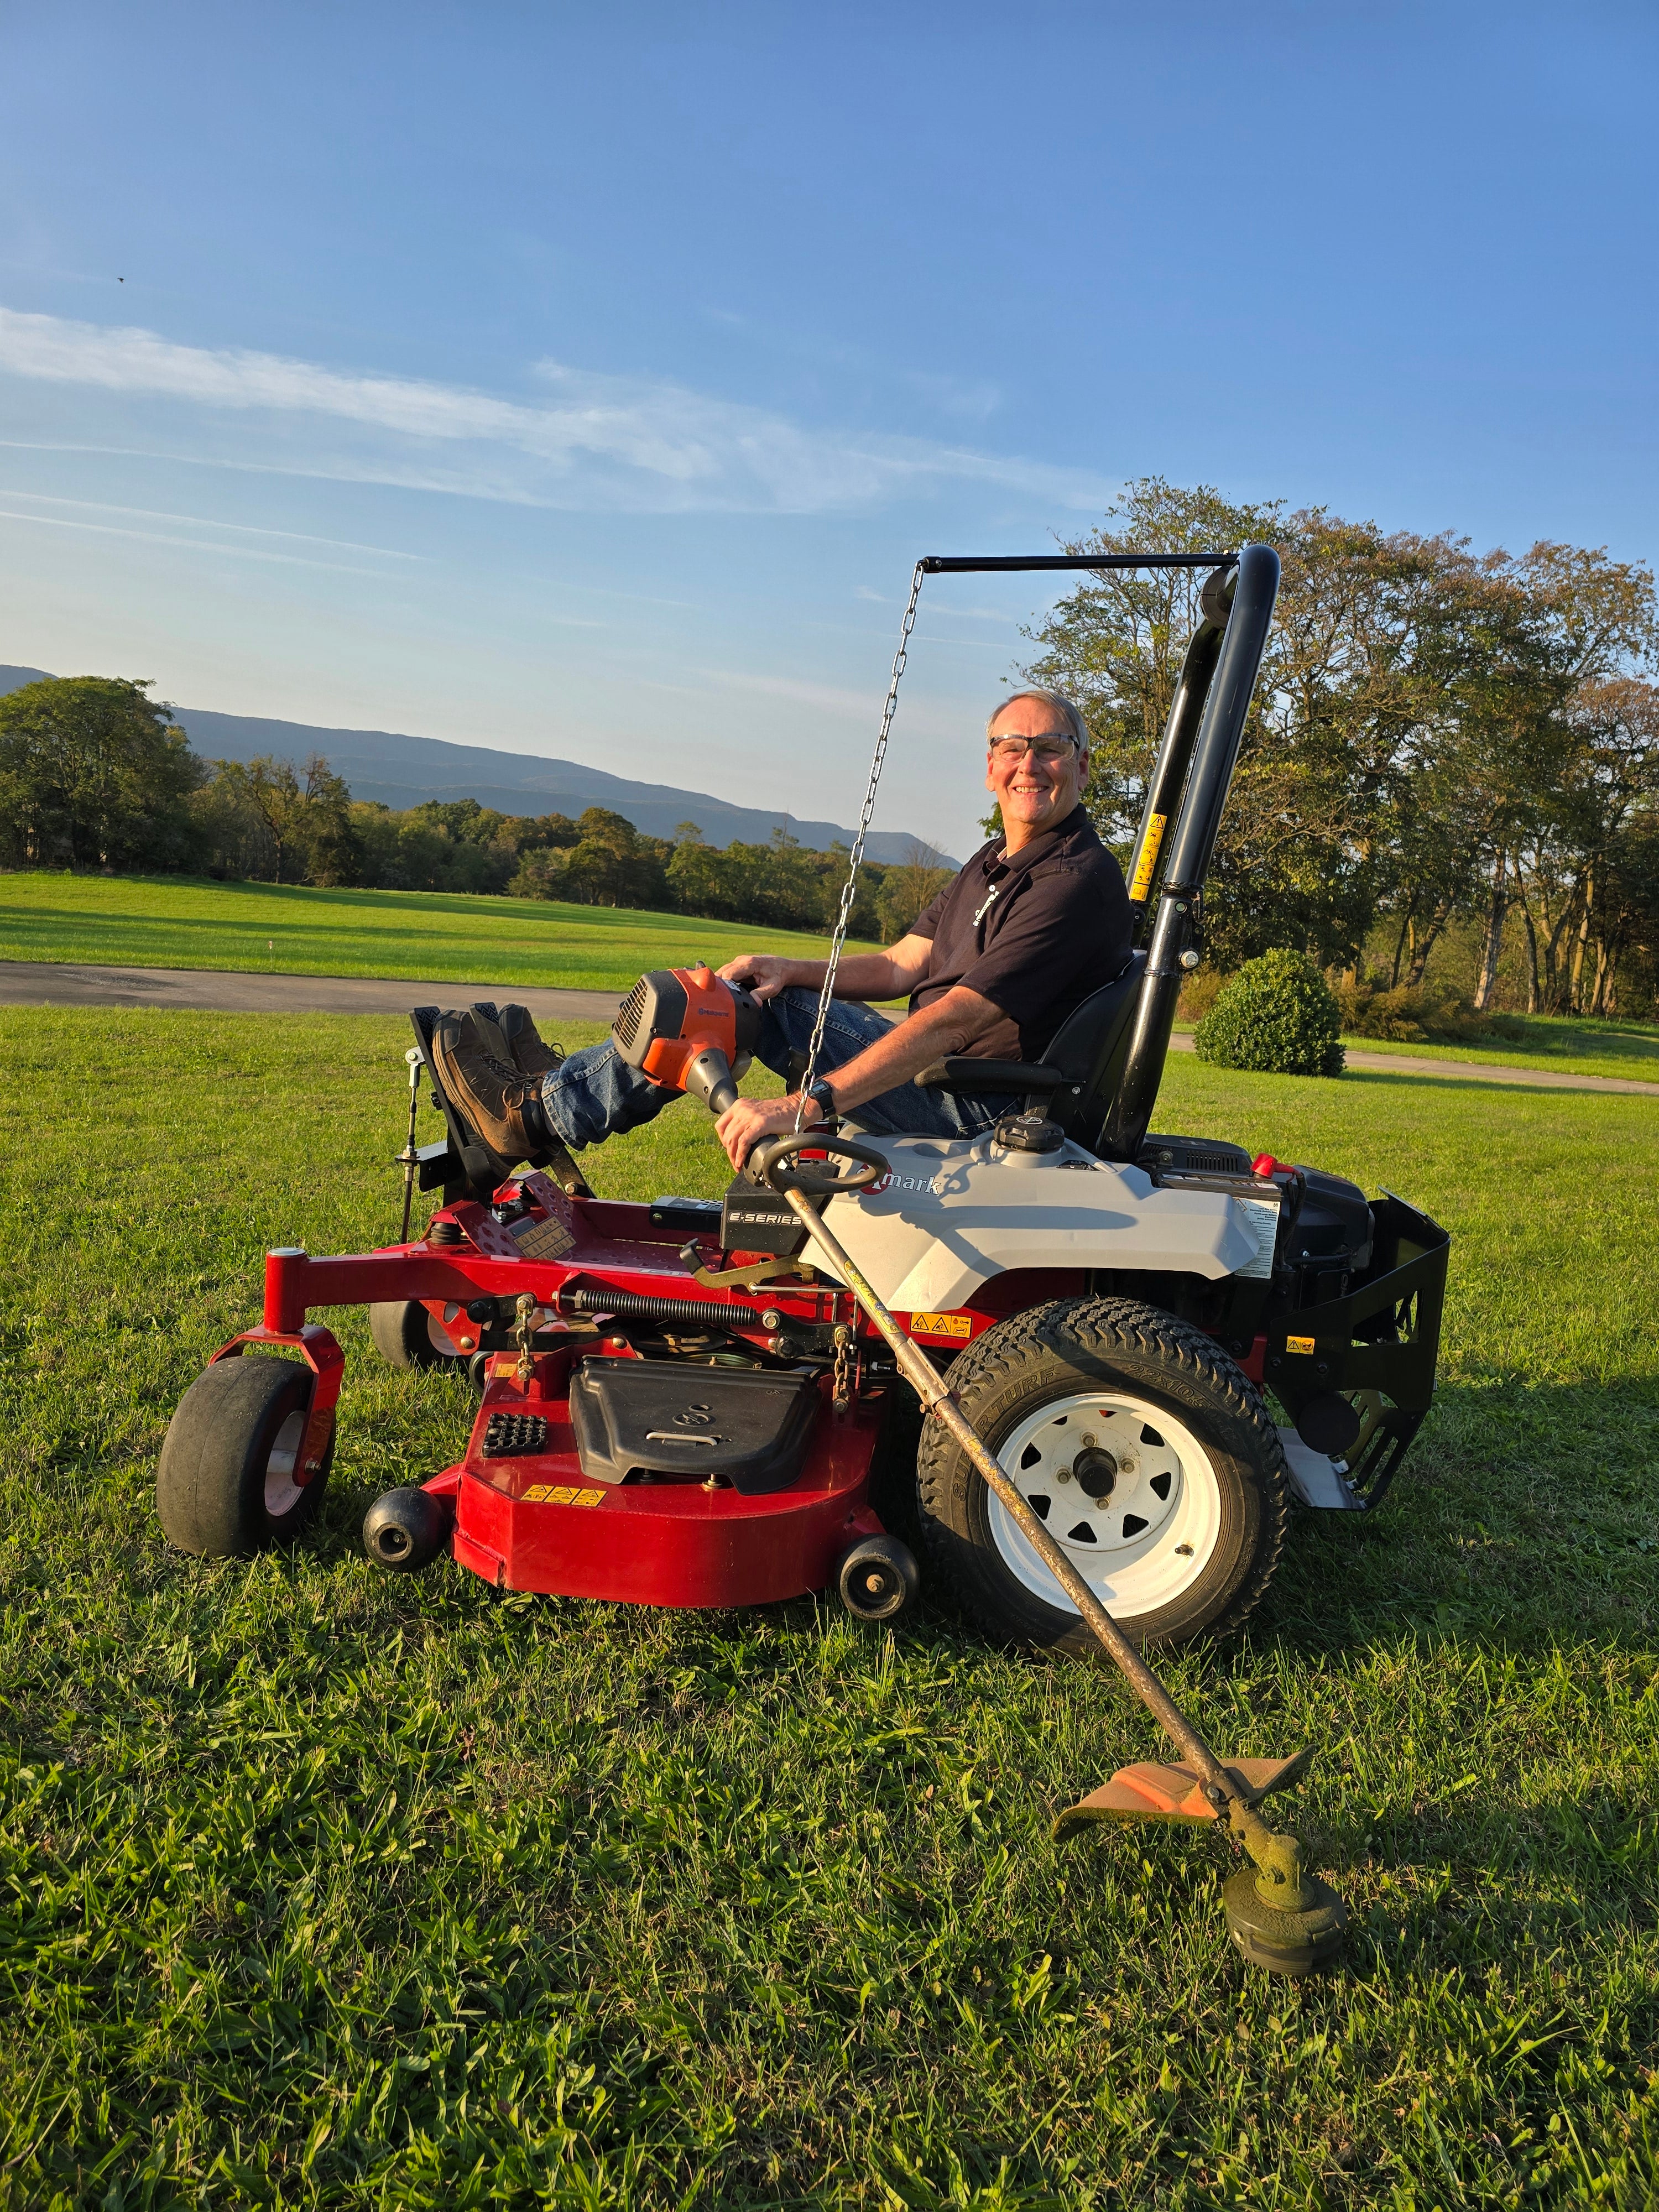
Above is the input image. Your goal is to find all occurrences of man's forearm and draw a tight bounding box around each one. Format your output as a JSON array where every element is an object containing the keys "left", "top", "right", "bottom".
[
  {"left": 822, "top": 951, "right": 914, "bottom": 999},
  {"left": 812, "top": 987, "right": 1000, "bottom": 1112},
  {"left": 769, "top": 951, "right": 911, "bottom": 999}
]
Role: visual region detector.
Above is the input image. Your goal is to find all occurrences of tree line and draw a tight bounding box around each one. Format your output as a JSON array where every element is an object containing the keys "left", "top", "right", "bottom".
[
  {"left": 8, "top": 471, "right": 1657, "bottom": 1016},
  {"left": 0, "top": 675, "right": 953, "bottom": 942},
  {"left": 1027, "top": 479, "right": 1659, "bottom": 1018}
]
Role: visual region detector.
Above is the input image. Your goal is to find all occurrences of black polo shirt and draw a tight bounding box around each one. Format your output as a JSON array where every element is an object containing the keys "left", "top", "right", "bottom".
[{"left": 907, "top": 806, "right": 1132, "bottom": 1061}]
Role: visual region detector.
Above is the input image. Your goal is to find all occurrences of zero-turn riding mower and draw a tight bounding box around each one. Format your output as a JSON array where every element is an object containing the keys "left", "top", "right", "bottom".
[{"left": 156, "top": 544, "right": 1451, "bottom": 1975}]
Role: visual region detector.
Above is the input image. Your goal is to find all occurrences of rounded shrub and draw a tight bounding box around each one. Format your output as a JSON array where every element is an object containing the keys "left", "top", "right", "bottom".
[{"left": 1193, "top": 949, "right": 1345, "bottom": 1077}]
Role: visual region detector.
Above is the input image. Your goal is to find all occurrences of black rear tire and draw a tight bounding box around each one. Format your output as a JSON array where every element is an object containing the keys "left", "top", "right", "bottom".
[
  {"left": 156, "top": 1357, "right": 333, "bottom": 1557},
  {"left": 916, "top": 1297, "right": 1286, "bottom": 1654},
  {"left": 369, "top": 1300, "right": 463, "bottom": 1370}
]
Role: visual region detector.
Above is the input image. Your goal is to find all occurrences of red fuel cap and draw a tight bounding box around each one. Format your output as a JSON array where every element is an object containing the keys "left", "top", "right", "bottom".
[{"left": 1251, "top": 1152, "right": 1280, "bottom": 1177}]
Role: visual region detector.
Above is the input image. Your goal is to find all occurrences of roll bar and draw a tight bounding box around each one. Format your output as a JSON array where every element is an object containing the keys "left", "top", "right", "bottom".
[
  {"left": 902, "top": 542, "right": 1282, "bottom": 1161},
  {"left": 1099, "top": 542, "right": 1281, "bottom": 1159},
  {"left": 920, "top": 554, "right": 1235, "bottom": 573}
]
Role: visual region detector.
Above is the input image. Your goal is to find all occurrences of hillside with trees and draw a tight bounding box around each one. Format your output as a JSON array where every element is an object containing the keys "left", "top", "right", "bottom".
[
  {"left": 6, "top": 477, "right": 1657, "bottom": 1008},
  {"left": 0, "top": 672, "right": 953, "bottom": 942}
]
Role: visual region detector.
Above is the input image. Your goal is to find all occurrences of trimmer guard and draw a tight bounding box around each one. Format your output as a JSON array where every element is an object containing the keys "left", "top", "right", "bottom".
[{"left": 1055, "top": 1749, "right": 1312, "bottom": 1839}]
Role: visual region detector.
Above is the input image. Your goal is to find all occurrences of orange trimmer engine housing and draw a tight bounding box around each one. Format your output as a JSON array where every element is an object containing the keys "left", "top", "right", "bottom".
[{"left": 612, "top": 966, "right": 764, "bottom": 1112}]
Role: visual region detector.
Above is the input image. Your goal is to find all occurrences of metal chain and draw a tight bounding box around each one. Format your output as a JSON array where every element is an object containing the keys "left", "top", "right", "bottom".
[
  {"left": 794, "top": 560, "right": 927, "bottom": 1129},
  {"left": 831, "top": 1323, "right": 854, "bottom": 1412}
]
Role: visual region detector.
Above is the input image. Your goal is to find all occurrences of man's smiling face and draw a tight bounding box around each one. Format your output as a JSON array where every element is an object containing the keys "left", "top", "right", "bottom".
[{"left": 984, "top": 695, "right": 1088, "bottom": 847}]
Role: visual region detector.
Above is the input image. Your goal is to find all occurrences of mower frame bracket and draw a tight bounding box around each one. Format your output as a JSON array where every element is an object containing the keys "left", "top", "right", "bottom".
[{"left": 206, "top": 1321, "right": 345, "bottom": 1483}]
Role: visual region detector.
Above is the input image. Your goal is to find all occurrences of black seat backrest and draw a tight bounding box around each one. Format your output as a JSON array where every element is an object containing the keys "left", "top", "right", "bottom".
[{"left": 1030, "top": 951, "right": 1146, "bottom": 1149}]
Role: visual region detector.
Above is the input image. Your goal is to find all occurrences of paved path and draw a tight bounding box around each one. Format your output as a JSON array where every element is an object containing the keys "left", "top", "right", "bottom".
[
  {"left": 4, "top": 960, "right": 1656, "bottom": 1096},
  {"left": 1164, "top": 1028, "right": 1658, "bottom": 1094},
  {"left": 0, "top": 960, "right": 624, "bottom": 1024}
]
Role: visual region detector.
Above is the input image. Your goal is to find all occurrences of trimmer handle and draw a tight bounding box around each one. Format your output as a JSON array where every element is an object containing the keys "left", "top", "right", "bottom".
[{"left": 682, "top": 1045, "right": 740, "bottom": 1117}]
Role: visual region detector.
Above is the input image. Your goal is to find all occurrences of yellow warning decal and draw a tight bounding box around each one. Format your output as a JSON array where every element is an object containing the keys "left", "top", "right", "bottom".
[
  {"left": 1285, "top": 1335, "right": 1317, "bottom": 1356},
  {"left": 910, "top": 1312, "right": 972, "bottom": 1341},
  {"left": 521, "top": 1484, "right": 607, "bottom": 1506},
  {"left": 1128, "top": 813, "right": 1167, "bottom": 904}
]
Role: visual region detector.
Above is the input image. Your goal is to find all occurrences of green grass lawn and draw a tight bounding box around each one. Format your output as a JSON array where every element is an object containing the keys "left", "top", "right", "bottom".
[
  {"left": 3, "top": 1014, "right": 1656, "bottom": 2207},
  {"left": 0, "top": 873, "right": 877, "bottom": 994},
  {"left": 11, "top": 873, "right": 1652, "bottom": 1084}
]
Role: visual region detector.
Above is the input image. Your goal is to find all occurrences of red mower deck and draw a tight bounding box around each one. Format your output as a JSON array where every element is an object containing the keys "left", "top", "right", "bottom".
[{"left": 228, "top": 1169, "right": 911, "bottom": 1607}]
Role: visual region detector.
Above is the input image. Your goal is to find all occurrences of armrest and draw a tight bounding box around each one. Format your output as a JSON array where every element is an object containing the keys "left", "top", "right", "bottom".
[{"left": 913, "top": 1057, "right": 1068, "bottom": 1094}]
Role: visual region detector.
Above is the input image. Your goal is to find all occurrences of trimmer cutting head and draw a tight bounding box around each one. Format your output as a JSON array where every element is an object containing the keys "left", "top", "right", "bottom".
[
  {"left": 1055, "top": 1747, "right": 1347, "bottom": 1978},
  {"left": 1221, "top": 1856, "right": 1347, "bottom": 1978}
]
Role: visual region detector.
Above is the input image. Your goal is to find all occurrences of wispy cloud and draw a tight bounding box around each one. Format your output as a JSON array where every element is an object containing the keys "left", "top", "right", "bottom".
[
  {"left": 694, "top": 668, "right": 877, "bottom": 717},
  {"left": 902, "top": 368, "right": 1003, "bottom": 424},
  {"left": 691, "top": 665, "right": 977, "bottom": 744},
  {"left": 0, "top": 485, "right": 424, "bottom": 559},
  {"left": 0, "top": 505, "right": 394, "bottom": 575},
  {"left": 0, "top": 307, "right": 1113, "bottom": 518}
]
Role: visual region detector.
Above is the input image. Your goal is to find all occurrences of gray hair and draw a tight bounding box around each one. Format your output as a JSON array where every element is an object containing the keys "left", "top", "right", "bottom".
[{"left": 986, "top": 686, "right": 1091, "bottom": 753}]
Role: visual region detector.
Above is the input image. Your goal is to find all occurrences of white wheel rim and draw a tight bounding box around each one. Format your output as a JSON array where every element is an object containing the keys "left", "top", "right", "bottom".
[
  {"left": 264, "top": 1410, "right": 307, "bottom": 1517},
  {"left": 430, "top": 1307, "right": 461, "bottom": 1358},
  {"left": 985, "top": 1389, "right": 1222, "bottom": 1620}
]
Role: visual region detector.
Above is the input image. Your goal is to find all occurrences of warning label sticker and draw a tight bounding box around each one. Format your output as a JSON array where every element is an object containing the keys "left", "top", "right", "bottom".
[
  {"left": 521, "top": 1484, "right": 606, "bottom": 1506},
  {"left": 1129, "top": 813, "right": 1168, "bottom": 904},
  {"left": 1285, "top": 1335, "right": 1317, "bottom": 1357},
  {"left": 1235, "top": 1196, "right": 1281, "bottom": 1280},
  {"left": 909, "top": 1312, "right": 972, "bottom": 1341}
]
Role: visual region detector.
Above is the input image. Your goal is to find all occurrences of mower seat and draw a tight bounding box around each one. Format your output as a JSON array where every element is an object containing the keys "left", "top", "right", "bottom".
[{"left": 912, "top": 950, "right": 1146, "bottom": 1156}]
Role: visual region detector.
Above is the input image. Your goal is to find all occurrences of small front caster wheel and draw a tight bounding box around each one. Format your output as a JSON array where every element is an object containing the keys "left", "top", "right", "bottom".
[
  {"left": 363, "top": 1486, "right": 453, "bottom": 1573},
  {"left": 837, "top": 1535, "right": 919, "bottom": 1623},
  {"left": 156, "top": 1357, "right": 331, "bottom": 1557}
]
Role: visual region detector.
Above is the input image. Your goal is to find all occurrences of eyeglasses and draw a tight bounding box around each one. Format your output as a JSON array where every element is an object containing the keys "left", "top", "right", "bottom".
[{"left": 988, "top": 734, "right": 1081, "bottom": 765}]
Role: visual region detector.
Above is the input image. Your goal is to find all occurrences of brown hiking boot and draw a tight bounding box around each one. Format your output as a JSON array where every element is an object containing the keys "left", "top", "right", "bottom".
[
  {"left": 432, "top": 1011, "right": 546, "bottom": 1166},
  {"left": 463, "top": 1004, "right": 591, "bottom": 1197},
  {"left": 470, "top": 1002, "right": 564, "bottom": 1078}
]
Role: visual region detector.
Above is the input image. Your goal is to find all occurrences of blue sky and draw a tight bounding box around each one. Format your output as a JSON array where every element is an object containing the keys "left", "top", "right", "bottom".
[{"left": 2, "top": 2, "right": 1655, "bottom": 861}]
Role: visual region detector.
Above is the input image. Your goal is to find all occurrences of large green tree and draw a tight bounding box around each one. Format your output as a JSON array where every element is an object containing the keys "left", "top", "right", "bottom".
[
  {"left": 1023, "top": 481, "right": 1658, "bottom": 1007},
  {"left": 195, "top": 753, "right": 363, "bottom": 886},
  {"left": 510, "top": 807, "right": 670, "bottom": 909},
  {"left": 0, "top": 676, "right": 204, "bottom": 870}
]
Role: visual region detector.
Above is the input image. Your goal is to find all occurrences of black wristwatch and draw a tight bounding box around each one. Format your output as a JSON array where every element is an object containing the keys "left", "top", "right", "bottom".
[{"left": 804, "top": 1077, "right": 838, "bottom": 1126}]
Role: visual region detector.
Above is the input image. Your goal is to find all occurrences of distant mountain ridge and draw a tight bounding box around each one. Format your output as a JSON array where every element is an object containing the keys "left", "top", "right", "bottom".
[{"left": 0, "top": 666, "right": 951, "bottom": 864}]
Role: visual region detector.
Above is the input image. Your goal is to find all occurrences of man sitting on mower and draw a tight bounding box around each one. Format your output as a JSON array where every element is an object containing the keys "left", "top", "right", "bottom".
[{"left": 435, "top": 687, "right": 1132, "bottom": 1174}]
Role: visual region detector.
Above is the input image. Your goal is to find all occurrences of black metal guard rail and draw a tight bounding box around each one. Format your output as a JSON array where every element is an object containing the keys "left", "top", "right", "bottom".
[
  {"left": 1264, "top": 1194, "right": 1451, "bottom": 1416},
  {"left": 920, "top": 554, "right": 1235, "bottom": 572},
  {"left": 1262, "top": 1193, "right": 1452, "bottom": 1514}
]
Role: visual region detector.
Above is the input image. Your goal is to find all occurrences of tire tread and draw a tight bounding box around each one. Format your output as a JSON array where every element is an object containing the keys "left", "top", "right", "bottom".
[{"left": 915, "top": 1296, "right": 1287, "bottom": 1652}]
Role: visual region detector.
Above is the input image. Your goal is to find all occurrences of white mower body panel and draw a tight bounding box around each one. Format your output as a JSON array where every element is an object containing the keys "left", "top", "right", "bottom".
[{"left": 809, "top": 1134, "right": 1276, "bottom": 1311}]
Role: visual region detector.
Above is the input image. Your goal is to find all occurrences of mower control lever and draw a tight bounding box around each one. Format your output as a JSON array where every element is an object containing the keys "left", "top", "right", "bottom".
[{"left": 752, "top": 1130, "right": 888, "bottom": 1197}]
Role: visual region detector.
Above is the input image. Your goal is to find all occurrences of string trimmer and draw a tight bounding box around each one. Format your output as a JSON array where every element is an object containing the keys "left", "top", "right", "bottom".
[{"left": 752, "top": 1130, "right": 1347, "bottom": 1979}]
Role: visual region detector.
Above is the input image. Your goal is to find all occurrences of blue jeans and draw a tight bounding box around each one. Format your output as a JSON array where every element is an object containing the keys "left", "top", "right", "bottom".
[{"left": 540, "top": 987, "right": 1019, "bottom": 1151}]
